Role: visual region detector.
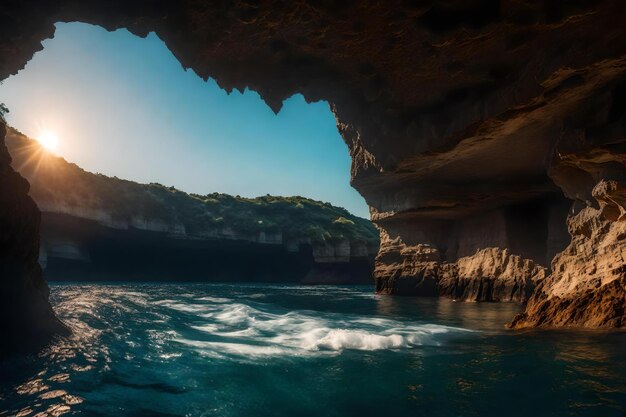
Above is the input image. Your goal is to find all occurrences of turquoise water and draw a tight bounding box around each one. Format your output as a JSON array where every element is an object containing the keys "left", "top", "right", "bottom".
[{"left": 1, "top": 284, "right": 625, "bottom": 417}]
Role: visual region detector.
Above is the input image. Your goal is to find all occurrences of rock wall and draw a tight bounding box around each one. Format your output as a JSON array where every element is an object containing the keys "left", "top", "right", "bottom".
[
  {"left": 5, "top": 127, "right": 378, "bottom": 286},
  {"left": 374, "top": 197, "right": 567, "bottom": 301},
  {"left": 509, "top": 68, "right": 626, "bottom": 327},
  {"left": 39, "top": 212, "right": 376, "bottom": 285},
  {"left": 0, "top": 1, "right": 626, "bottom": 328},
  {"left": 510, "top": 203, "right": 626, "bottom": 328},
  {"left": 0, "top": 122, "right": 67, "bottom": 357}
]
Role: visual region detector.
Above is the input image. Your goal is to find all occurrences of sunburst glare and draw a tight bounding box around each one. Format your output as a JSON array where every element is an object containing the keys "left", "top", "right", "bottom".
[{"left": 36, "top": 130, "right": 59, "bottom": 152}]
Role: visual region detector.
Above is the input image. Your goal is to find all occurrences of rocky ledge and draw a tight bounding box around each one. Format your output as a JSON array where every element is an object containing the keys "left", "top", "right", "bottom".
[{"left": 377, "top": 245, "right": 546, "bottom": 303}]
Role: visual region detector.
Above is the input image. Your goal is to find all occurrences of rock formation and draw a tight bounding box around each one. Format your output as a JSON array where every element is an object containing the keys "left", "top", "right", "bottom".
[
  {"left": 34, "top": 212, "right": 375, "bottom": 285},
  {"left": 373, "top": 198, "right": 568, "bottom": 301},
  {"left": 5, "top": 128, "right": 378, "bottom": 285},
  {"left": 0, "top": 0, "right": 625, "bottom": 333},
  {"left": 0, "top": 121, "right": 68, "bottom": 357},
  {"left": 510, "top": 202, "right": 626, "bottom": 328}
]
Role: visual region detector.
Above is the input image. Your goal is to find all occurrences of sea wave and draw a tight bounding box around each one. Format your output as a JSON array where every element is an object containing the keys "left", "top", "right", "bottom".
[
  {"left": 48, "top": 285, "right": 471, "bottom": 363},
  {"left": 173, "top": 300, "right": 470, "bottom": 358}
]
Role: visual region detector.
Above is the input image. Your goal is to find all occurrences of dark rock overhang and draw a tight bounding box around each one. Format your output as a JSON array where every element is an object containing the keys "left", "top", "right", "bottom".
[{"left": 2, "top": 0, "right": 626, "bottom": 220}]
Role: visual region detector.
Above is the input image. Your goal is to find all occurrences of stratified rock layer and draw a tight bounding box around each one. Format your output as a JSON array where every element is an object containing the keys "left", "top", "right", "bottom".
[
  {"left": 439, "top": 248, "right": 546, "bottom": 302},
  {"left": 0, "top": 122, "right": 68, "bottom": 357},
  {"left": 376, "top": 244, "right": 546, "bottom": 302},
  {"left": 510, "top": 200, "right": 626, "bottom": 328},
  {"left": 374, "top": 199, "right": 566, "bottom": 302},
  {"left": 0, "top": 1, "right": 625, "bottom": 329}
]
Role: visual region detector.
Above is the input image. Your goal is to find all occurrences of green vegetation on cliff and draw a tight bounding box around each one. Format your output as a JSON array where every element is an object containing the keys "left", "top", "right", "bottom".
[
  {"left": 6, "top": 127, "right": 378, "bottom": 245},
  {"left": 0, "top": 103, "right": 8, "bottom": 121}
]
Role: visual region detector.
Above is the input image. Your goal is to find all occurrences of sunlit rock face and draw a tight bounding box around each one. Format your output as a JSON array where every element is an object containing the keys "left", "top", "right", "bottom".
[
  {"left": 1, "top": 0, "right": 626, "bottom": 328},
  {"left": 373, "top": 197, "right": 570, "bottom": 301},
  {"left": 510, "top": 204, "right": 626, "bottom": 328},
  {"left": 0, "top": 122, "right": 68, "bottom": 357}
]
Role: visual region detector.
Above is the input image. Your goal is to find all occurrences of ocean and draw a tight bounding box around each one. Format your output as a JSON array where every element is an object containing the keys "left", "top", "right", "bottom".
[{"left": 1, "top": 283, "right": 625, "bottom": 417}]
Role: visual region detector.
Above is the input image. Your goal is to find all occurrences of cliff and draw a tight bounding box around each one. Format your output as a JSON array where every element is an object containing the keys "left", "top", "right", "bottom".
[
  {"left": 510, "top": 185, "right": 626, "bottom": 328},
  {"left": 0, "top": 1, "right": 625, "bottom": 331},
  {"left": 0, "top": 121, "right": 68, "bottom": 357},
  {"left": 6, "top": 128, "right": 379, "bottom": 284},
  {"left": 373, "top": 198, "right": 568, "bottom": 302}
]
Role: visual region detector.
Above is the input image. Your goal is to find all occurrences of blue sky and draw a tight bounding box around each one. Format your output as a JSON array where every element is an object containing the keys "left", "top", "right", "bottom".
[{"left": 0, "top": 23, "right": 370, "bottom": 218}]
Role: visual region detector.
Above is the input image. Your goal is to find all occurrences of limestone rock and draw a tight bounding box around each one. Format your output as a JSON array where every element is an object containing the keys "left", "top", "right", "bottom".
[
  {"left": 510, "top": 203, "right": 626, "bottom": 328},
  {"left": 375, "top": 202, "right": 563, "bottom": 301},
  {"left": 376, "top": 234, "right": 545, "bottom": 302},
  {"left": 592, "top": 179, "right": 626, "bottom": 222},
  {"left": 439, "top": 248, "right": 546, "bottom": 302}
]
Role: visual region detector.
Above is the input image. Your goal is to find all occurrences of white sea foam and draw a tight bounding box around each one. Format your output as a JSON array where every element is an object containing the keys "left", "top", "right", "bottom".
[
  {"left": 190, "top": 324, "right": 220, "bottom": 333},
  {"left": 213, "top": 304, "right": 259, "bottom": 324},
  {"left": 121, "top": 291, "right": 148, "bottom": 298},
  {"left": 197, "top": 341, "right": 288, "bottom": 357},
  {"left": 50, "top": 285, "right": 474, "bottom": 367},
  {"left": 159, "top": 352, "right": 183, "bottom": 359},
  {"left": 171, "top": 298, "right": 471, "bottom": 358},
  {"left": 158, "top": 302, "right": 209, "bottom": 313},
  {"left": 197, "top": 296, "right": 231, "bottom": 303},
  {"left": 309, "top": 329, "right": 408, "bottom": 350},
  {"left": 213, "top": 328, "right": 260, "bottom": 338}
]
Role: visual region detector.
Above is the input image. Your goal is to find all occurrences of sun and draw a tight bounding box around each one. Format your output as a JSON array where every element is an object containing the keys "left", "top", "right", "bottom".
[{"left": 36, "top": 130, "right": 59, "bottom": 152}]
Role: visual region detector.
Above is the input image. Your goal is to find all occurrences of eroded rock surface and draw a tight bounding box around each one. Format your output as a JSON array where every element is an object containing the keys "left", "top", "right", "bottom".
[
  {"left": 510, "top": 192, "right": 626, "bottom": 328},
  {"left": 374, "top": 204, "right": 556, "bottom": 302},
  {"left": 509, "top": 73, "right": 626, "bottom": 327},
  {"left": 439, "top": 248, "right": 546, "bottom": 303},
  {"left": 0, "top": 1, "right": 626, "bottom": 328},
  {"left": 0, "top": 122, "right": 68, "bottom": 357}
]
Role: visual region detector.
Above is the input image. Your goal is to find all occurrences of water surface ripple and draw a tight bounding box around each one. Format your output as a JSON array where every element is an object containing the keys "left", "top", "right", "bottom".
[{"left": 1, "top": 283, "right": 625, "bottom": 416}]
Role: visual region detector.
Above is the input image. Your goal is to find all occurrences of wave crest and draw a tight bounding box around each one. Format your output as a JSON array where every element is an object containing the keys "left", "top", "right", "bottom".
[{"left": 174, "top": 300, "right": 470, "bottom": 358}]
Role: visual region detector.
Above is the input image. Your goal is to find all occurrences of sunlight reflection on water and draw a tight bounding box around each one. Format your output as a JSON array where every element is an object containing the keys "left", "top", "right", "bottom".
[{"left": 1, "top": 283, "right": 625, "bottom": 417}]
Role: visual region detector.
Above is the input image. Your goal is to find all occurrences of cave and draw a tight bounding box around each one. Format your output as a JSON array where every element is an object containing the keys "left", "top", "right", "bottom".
[
  {"left": 1, "top": 27, "right": 380, "bottom": 290},
  {"left": 2, "top": 0, "right": 626, "bottom": 357}
]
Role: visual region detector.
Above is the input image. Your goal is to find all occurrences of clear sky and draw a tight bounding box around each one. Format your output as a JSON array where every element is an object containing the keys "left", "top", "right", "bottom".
[{"left": 0, "top": 23, "right": 370, "bottom": 218}]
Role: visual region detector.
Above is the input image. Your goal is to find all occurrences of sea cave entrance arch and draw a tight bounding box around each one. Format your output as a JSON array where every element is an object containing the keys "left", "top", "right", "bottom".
[{"left": 1, "top": 19, "right": 380, "bottom": 292}]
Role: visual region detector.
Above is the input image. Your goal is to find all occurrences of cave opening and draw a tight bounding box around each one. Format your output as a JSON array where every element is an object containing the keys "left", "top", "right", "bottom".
[
  {"left": 0, "top": 22, "right": 369, "bottom": 218},
  {"left": 0, "top": 22, "right": 379, "bottom": 286}
]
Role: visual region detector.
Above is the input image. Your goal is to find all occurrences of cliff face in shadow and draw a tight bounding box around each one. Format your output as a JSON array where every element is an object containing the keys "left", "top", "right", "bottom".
[
  {"left": 6, "top": 128, "right": 378, "bottom": 284},
  {"left": 0, "top": 122, "right": 67, "bottom": 357},
  {"left": 374, "top": 197, "right": 570, "bottom": 302},
  {"left": 0, "top": 1, "right": 625, "bottom": 328},
  {"left": 37, "top": 212, "right": 376, "bottom": 284}
]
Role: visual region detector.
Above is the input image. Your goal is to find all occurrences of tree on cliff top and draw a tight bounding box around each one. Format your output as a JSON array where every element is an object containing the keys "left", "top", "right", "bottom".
[{"left": 0, "top": 103, "right": 8, "bottom": 122}]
